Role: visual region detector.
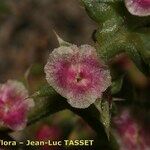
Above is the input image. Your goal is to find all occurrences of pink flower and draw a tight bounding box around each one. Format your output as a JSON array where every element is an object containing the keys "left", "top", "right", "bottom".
[
  {"left": 113, "top": 109, "right": 150, "bottom": 150},
  {"left": 36, "top": 125, "right": 61, "bottom": 140},
  {"left": 0, "top": 80, "right": 34, "bottom": 131},
  {"left": 44, "top": 44, "right": 111, "bottom": 108},
  {"left": 125, "top": 0, "right": 150, "bottom": 16},
  {"left": 35, "top": 124, "right": 62, "bottom": 150}
]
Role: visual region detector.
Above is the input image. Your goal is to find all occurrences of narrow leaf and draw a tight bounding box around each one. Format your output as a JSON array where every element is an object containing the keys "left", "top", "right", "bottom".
[
  {"left": 111, "top": 75, "right": 124, "bottom": 94},
  {"left": 95, "top": 99, "right": 111, "bottom": 139},
  {"left": 53, "top": 30, "right": 71, "bottom": 46}
]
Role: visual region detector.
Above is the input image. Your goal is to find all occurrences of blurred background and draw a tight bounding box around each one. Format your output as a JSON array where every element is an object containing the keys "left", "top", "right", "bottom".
[{"left": 0, "top": 0, "right": 96, "bottom": 84}]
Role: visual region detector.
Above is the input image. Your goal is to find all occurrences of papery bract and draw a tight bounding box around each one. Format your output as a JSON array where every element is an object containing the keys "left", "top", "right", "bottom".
[
  {"left": 113, "top": 109, "right": 150, "bottom": 150},
  {"left": 125, "top": 0, "right": 150, "bottom": 16},
  {"left": 44, "top": 44, "right": 111, "bottom": 108},
  {"left": 0, "top": 80, "right": 34, "bottom": 131}
]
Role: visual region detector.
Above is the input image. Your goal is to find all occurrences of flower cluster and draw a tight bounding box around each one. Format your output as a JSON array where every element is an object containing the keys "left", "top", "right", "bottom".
[
  {"left": 0, "top": 80, "right": 34, "bottom": 131},
  {"left": 44, "top": 44, "right": 111, "bottom": 108}
]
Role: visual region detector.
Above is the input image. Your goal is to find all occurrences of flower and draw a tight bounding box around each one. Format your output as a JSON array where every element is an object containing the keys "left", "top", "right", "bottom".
[
  {"left": 44, "top": 44, "right": 111, "bottom": 108},
  {"left": 0, "top": 80, "right": 34, "bottom": 131},
  {"left": 36, "top": 124, "right": 61, "bottom": 141},
  {"left": 113, "top": 109, "right": 150, "bottom": 150},
  {"left": 125, "top": 0, "right": 150, "bottom": 16},
  {"left": 35, "top": 124, "right": 62, "bottom": 150}
]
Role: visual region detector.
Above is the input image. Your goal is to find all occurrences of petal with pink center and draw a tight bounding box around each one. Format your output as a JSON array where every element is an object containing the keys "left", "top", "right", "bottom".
[
  {"left": 125, "top": 0, "right": 150, "bottom": 16},
  {"left": 45, "top": 44, "right": 111, "bottom": 108}
]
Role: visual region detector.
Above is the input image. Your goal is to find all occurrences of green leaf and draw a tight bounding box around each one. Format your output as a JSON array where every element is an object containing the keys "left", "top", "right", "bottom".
[
  {"left": 53, "top": 31, "right": 71, "bottom": 46},
  {"left": 95, "top": 99, "right": 111, "bottom": 139},
  {"left": 95, "top": 26, "right": 143, "bottom": 72},
  {"left": 28, "top": 85, "right": 67, "bottom": 125},
  {"left": 31, "top": 85, "right": 55, "bottom": 98},
  {"left": 81, "top": 0, "right": 150, "bottom": 75},
  {"left": 81, "top": 0, "right": 150, "bottom": 29},
  {"left": 111, "top": 75, "right": 124, "bottom": 94},
  {"left": 136, "top": 29, "right": 150, "bottom": 68},
  {"left": 81, "top": 0, "right": 123, "bottom": 24}
]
